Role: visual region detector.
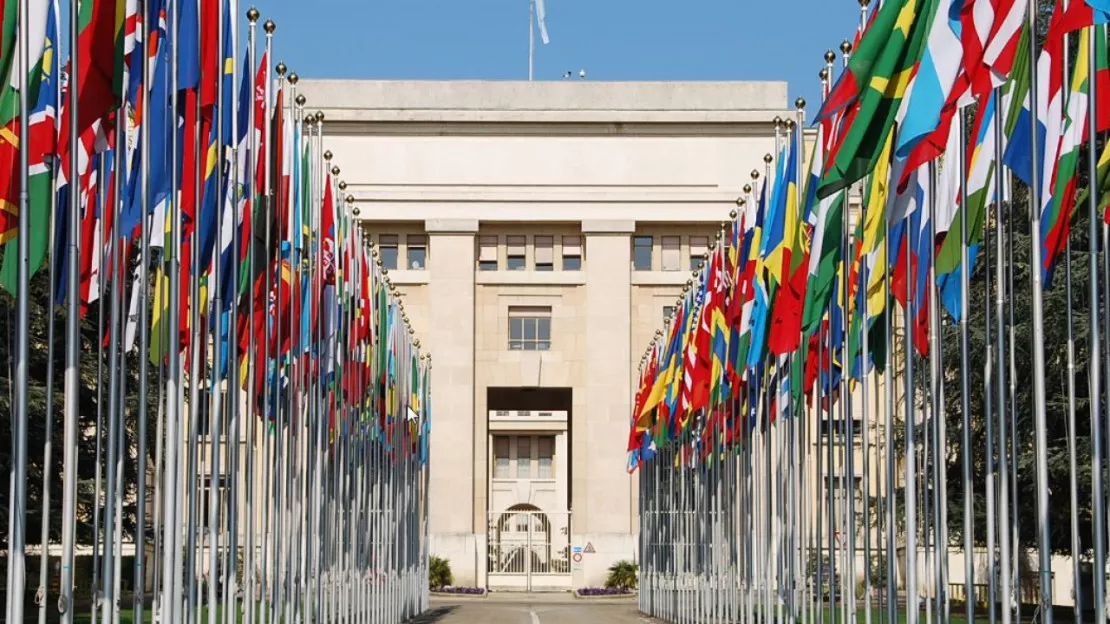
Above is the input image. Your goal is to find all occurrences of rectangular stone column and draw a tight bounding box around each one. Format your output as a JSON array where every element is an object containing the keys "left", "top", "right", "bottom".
[
  {"left": 572, "top": 220, "right": 636, "bottom": 587},
  {"left": 426, "top": 219, "right": 480, "bottom": 585}
]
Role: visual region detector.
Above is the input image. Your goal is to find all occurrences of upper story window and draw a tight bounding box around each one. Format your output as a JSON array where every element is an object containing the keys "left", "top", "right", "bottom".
[
  {"left": 819, "top": 418, "right": 863, "bottom": 439},
  {"left": 535, "top": 236, "right": 554, "bottom": 271},
  {"left": 689, "top": 236, "right": 709, "bottom": 271},
  {"left": 661, "top": 236, "right": 681, "bottom": 271},
  {"left": 493, "top": 435, "right": 556, "bottom": 480},
  {"left": 562, "top": 236, "right": 582, "bottom": 271},
  {"left": 507, "top": 236, "right": 526, "bottom": 271},
  {"left": 478, "top": 235, "right": 498, "bottom": 271},
  {"left": 633, "top": 236, "right": 653, "bottom": 271},
  {"left": 508, "top": 306, "right": 551, "bottom": 351},
  {"left": 379, "top": 235, "right": 399, "bottom": 270},
  {"left": 663, "top": 306, "right": 676, "bottom": 322},
  {"left": 407, "top": 235, "right": 427, "bottom": 270}
]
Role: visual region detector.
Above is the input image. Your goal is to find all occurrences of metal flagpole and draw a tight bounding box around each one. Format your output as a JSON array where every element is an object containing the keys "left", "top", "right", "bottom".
[
  {"left": 59, "top": 0, "right": 82, "bottom": 618},
  {"left": 528, "top": 0, "right": 534, "bottom": 80},
  {"left": 134, "top": 0, "right": 153, "bottom": 617},
  {"left": 1065, "top": 215, "right": 1082, "bottom": 624},
  {"left": 957, "top": 105, "right": 976, "bottom": 624},
  {"left": 994, "top": 85, "right": 1013, "bottom": 624},
  {"left": 1087, "top": 23, "right": 1109, "bottom": 624},
  {"left": 6, "top": 0, "right": 35, "bottom": 615},
  {"left": 38, "top": 8, "right": 61, "bottom": 619},
  {"left": 243, "top": 13, "right": 261, "bottom": 624},
  {"left": 1024, "top": 0, "right": 1055, "bottom": 617}
]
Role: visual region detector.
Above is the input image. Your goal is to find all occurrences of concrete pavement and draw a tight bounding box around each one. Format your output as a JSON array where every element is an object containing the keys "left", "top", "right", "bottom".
[{"left": 415, "top": 594, "right": 657, "bottom": 624}]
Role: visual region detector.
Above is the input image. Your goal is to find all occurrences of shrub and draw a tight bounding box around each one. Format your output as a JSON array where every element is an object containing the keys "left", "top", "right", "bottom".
[
  {"left": 579, "top": 587, "right": 631, "bottom": 596},
  {"left": 429, "top": 555, "right": 453, "bottom": 590},
  {"left": 604, "top": 560, "right": 639, "bottom": 591}
]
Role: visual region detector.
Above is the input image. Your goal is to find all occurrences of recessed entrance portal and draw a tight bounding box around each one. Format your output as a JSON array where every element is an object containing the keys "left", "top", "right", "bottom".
[{"left": 485, "top": 387, "right": 573, "bottom": 591}]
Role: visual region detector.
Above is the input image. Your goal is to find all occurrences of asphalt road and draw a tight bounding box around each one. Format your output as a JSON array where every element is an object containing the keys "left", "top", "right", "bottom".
[{"left": 418, "top": 595, "right": 657, "bottom": 624}]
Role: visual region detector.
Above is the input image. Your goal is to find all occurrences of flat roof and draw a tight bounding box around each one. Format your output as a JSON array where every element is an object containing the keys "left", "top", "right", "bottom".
[{"left": 296, "top": 80, "right": 793, "bottom": 125}]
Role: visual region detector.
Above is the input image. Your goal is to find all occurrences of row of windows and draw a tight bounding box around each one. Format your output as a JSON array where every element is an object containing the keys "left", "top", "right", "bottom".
[
  {"left": 376, "top": 233, "right": 714, "bottom": 273},
  {"left": 633, "top": 235, "right": 711, "bottom": 272},
  {"left": 479, "top": 235, "right": 583, "bottom": 272},
  {"left": 493, "top": 435, "right": 555, "bottom": 480},
  {"left": 378, "top": 235, "right": 427, "bottom": 271}
]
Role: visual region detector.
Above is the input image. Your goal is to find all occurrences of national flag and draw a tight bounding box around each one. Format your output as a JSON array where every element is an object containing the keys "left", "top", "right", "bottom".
[
  {"left": 817, "top": 0, "right": 937, "bottom": 198},
  {"left": 0, "top": 0, "right": 57, "bottom": 294},
  {"left": 895, "top": 0, "right": 964, "bottom": 159}
]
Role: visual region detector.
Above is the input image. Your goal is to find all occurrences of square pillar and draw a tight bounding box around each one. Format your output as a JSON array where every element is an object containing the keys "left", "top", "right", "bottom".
[{"left": 426, "top": 219, "right": 480, "bottom": 585}]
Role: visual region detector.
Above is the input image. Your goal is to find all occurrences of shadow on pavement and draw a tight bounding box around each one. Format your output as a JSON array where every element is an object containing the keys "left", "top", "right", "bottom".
[{"left": 407, "top": 604, "right": 459, "bottom": 623}]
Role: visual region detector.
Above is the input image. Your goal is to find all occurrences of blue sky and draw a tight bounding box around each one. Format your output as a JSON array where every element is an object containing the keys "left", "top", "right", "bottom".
[{"left": 254, "top": 0, "right": 863, "bottom": 115}]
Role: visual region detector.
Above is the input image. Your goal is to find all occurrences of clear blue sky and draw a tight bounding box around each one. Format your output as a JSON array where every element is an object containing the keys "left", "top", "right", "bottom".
[{"left": 254, "top": 0, "right": 863, "bottom": 116}]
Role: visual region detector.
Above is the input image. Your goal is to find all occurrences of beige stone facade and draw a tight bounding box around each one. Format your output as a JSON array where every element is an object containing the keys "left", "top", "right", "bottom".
[{"left": 297, "top": 78, "right": 795, "bottom": 589}]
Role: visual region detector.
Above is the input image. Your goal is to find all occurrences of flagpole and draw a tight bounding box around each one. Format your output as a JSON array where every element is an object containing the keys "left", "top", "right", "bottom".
[
  {"left": 993, "top": 84, "right": 1012, "bottom": 624},
  {"left": 38, "top": 13, "right": 60, "bottom": 622},
  {"left": 5, "top": 0, "right": 35, "bottom": 613},
  {"left": 1024, "top": 0, "right": 1055, "bottom": 617},
  {"left": 243, "top": 12, "right": 261, "bottom": 624},
  {"left": 528, "top": 0, "right": 534, "bottom": 81},
  {"left": 1087, "top": 24, "right": 1109, "bottom": 624},
  {"left": 1064, "top": 187, "right": 1082, "bottom": 624},
  {"left": 59, "top": 1, "right": 82, "bottom": 619}
]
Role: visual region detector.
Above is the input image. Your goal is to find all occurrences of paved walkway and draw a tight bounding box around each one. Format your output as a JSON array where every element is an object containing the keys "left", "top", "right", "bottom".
[{"left": 417, "top": 594, "right": 656, "bottom": 624}]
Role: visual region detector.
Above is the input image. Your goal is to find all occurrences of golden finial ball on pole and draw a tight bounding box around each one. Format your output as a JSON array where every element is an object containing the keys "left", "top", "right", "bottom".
[
  {"left": 315, "top": 111, "right": 324, "bottom": 123},
  {"left": 275, "top": 61, "right": 286, "bottom": 76},
  {"left": 324, "top": 150, "right": 333, "bottom": 161},
  {"left": 338, "top": 181, "right": 347, "bottom": 191},
  {"left": 795, "top": 97, "right": 806, "bottom": 110},
  {"left": 763, "top": 153, "right": 773, "bottom": 165},
  {"left": 295, "top": 95, "right": 306, "bottom": 107},
  {"left": 824, "top": 49, "right": 836, "bottom": 64},
  {"left": 247, "top": 7, "right": 260, "bottom": 22},
  {"left": 290, "top": 72, "right": 300, "bottom": 86},
  {"left": 331, "top": 166, "right": 340, "bottom": 176},
  {"left": 264, "top": 19, "right": 276, "bottom": 33},
  {"left": 841, "top": 39, "right": 852, "bottom": 55}
]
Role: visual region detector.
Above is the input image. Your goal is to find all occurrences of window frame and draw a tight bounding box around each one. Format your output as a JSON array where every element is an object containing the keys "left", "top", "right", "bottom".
[
  {"left": 561, "top": 235, "right": 583, "bottom": 271},
  {"left": 661, "top": 236, "right": 681, "bottom": 272},
  {"left": 507, "top": 235, "right": 527, "bottom": 271},
  {"left": 632, "top": 236, "right": 653, "bottom": 271},
  {"left": 478, "top": 235, "right": 499, "bottom": 271},
  {"left": 534, "top": 235, "right": 554, "bottom": 271},
  {"left": 378, "top": 234, "right": 399, "bottom": 271},
  {"left": 406, "top": 234, "right": 427, "bottom": 270},
  {"left": 508, "top": 306, "right": 552, "bottom": 351}
]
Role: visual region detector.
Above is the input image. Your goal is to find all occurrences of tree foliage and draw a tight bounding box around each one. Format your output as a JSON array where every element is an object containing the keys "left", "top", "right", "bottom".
[{"left": 0, "top": 262, "right": 159, "bottom": 546}]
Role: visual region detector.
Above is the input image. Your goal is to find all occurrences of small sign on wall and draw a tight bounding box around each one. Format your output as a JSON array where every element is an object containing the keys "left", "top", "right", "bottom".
[{"left": 571, "top": 546, "right": 584, "bottom": 570}]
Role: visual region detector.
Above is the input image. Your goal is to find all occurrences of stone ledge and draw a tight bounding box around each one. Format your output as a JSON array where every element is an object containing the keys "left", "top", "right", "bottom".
[
  {"left": 425, "top": 218, "right": 479, "bottom": 233},
  {"left": 581, "top": 220, "right": 636, "bottom": 234}
]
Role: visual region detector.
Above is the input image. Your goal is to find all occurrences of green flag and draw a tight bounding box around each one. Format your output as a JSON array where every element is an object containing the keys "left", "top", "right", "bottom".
[{"left": 817, "top": 0, "right": 937, "bottom": 199}]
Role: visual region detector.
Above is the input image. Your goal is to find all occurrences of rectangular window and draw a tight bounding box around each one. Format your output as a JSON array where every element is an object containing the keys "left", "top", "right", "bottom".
[
  {"left": 689, "top": 236, "right": 709, "bottom": 270},
  {"left": 535, "top": 236, "right": 554, "bottom": 271},
  {"left": 507, "top": 235, "right": 526, "bottom": 271},
  {"left": 516, "top": 437, "right": 532, "bottom": 479},
  {"left": 633, "top": 236, "right": 653, "bottom": 271},
  {"left": 494, "top": 437, "right": 510, "bottom": 478},
  {"left": 406, "top": 235, "right": 427, "bottom": 270},
  {"left": 661, "top": 236, "right": 681, "bottom": 271},
  {"left": 478, "top": 235, "right": 498, "bottom": 271},
  {"left": 379, "top": 235, "right": 398, "bottom": 270},
  {"left": 537, "top": 436, "right": 554, "bottom": 479},
  {"left": 819, "top": 418, "right": 863, "bottom": 438},
  {"left": 663, "top": 305, "right": 676, "bottom": 321},
  {"left": 562, "top": 236, "right": 582, "bottom": 271},
  {"left": 508, "top": 306, "right": 552, "bottom": 351}
]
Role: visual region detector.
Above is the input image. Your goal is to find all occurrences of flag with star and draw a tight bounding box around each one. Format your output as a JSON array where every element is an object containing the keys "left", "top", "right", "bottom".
[{"left": 817, "top": 0, "right": 937, "bottom": 199}]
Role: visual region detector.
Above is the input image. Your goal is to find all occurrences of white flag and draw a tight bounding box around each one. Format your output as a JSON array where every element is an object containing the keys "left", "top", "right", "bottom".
[{"left": 535, "top": 0, "right": 550, "bottom": 45}]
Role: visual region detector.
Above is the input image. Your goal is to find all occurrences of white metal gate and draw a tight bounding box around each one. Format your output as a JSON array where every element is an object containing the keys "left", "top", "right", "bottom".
[{"left": 486, "top": 510, "right": 571, "bottom": 590}]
